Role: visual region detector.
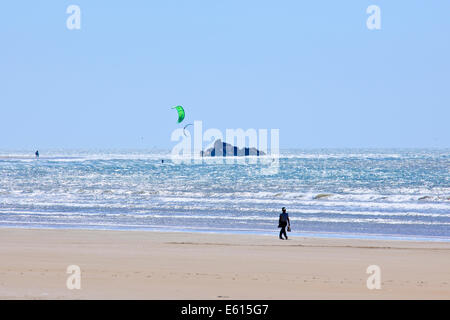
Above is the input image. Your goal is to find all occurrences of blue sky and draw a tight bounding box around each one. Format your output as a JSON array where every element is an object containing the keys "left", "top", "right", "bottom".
[{"left": 1, "top": 1, "right": 449, "bottom": 149}]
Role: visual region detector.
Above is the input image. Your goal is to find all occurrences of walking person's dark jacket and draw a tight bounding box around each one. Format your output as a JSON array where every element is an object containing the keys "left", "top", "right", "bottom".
[{"left": 279, "top": 212, "right": 290, "bottom": 227}]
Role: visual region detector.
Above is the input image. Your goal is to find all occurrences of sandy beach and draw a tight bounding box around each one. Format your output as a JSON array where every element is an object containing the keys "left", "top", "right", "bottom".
[{"left": 0, "top": 228, "right": 449, "bottom": 300}]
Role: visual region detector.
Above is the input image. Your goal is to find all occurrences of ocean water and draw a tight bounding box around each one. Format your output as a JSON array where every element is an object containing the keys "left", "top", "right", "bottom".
[{"left": 0, "top": 149, "right": 449, "bottom": 241}]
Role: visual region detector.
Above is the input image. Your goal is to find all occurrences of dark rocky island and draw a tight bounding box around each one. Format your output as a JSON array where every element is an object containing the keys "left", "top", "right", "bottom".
[{"left": 201, "top": 139, "right": 265, "bottom": 157}]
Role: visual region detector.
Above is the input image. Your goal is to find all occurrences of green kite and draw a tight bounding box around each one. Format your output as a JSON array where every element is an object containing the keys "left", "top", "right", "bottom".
[{"left": 172, "top": 105, "right": 185, "bottom": 123}]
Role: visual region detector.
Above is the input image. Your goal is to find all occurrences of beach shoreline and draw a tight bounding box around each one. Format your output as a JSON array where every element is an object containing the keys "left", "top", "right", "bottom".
[
  {"left": 0, "top": 227, "right": 449, "bottom": 299},
  {"left": 1, "top": 225, "right": 449, "bottom": 243}
]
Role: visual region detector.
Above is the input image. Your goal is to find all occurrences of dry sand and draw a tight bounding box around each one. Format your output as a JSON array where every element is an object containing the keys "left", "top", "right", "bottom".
[{"left": 0, "top": 228, "right": 449, "bottom": 299}]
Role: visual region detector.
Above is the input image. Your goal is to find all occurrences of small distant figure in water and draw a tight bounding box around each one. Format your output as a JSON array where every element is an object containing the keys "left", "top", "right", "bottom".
[
  {"left": 278, "top": 207, "right": 290, "bottom": 240},
  {"left": 161, "top": 159, "right": 164, "bottom": 163},
  {"left": 35, "top": 150, "right": 39, "bottom": 158}
]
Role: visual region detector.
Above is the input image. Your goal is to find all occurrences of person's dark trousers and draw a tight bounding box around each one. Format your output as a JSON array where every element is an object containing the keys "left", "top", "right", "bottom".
[{"left": 279, "top": 226, "right": 287, "bottom": 239}]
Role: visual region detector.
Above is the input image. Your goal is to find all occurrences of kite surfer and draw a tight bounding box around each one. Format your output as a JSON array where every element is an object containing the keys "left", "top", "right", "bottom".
[
  {"left": 35, "top": 150, "right": 39, "bottom": 158},
  {"left": 278, "top": 207, "right": 290, "bottom": 240}
]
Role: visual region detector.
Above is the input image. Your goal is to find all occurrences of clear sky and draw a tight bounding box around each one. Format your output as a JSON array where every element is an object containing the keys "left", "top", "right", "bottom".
[{"left": 1, "top": 1, "right": 449, "bottom": 149}]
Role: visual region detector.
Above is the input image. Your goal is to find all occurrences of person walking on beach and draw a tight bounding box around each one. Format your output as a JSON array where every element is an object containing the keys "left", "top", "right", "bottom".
[{"left": 278, "top": 207, "right": 290, "bottom": 240}]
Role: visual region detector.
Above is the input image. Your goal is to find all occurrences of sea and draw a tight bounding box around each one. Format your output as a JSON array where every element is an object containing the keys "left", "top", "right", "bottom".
[{"left": 0, "top": 149, "right": 449, "bottom": 241}]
